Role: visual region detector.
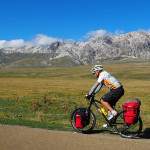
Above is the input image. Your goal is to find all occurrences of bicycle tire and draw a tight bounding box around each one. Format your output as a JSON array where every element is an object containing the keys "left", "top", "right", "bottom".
[
  {"left": 114, "top": 111, "right": 143, "bottom": 138},
  {"left": 70, "top": 107, "right": 96, "bottom": 133}
]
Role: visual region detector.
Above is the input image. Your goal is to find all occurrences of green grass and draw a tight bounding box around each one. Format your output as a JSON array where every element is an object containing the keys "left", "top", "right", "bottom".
[
  {"left": 0, "top": 117, "right": 72, "bottom": 131},
  {"left": 0, "top": 61, "right": 150, "bottom": 133}
]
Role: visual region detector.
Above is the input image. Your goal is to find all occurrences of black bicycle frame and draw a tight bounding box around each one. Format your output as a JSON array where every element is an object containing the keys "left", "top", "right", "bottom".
[{"left": 87, "top": 96, "right": 109, "bottom": 122}]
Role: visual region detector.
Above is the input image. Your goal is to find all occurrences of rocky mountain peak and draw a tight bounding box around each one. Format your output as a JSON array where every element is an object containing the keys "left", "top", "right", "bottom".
[{"left": 0, "top": 31, "right": 150, "bottom": 68}]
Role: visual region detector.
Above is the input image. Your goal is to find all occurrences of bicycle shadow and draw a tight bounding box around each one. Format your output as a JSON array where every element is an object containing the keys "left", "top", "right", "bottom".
[
  {"left": 139, "top": 128, "right": 150, "bottom": 139},
  {"left": 85, "top": 129, "right": 116, "bottom": 135},
  {"left": 85, "top": 128, "right": 150, "bottom": 139}
]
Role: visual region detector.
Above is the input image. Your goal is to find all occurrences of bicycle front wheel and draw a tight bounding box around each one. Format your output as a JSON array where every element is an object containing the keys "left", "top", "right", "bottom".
[
  {"left": 114, "top": 111, "right": 143, "bottom": 138},
  {"left": 70, "top": 107, "right": 96, "bottom": 133}
]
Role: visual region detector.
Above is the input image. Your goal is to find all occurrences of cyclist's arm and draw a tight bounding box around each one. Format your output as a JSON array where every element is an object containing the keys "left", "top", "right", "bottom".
[
  {"left": 94, "top": 83, "right": 103, "bottom": 94},
  {"left": 88, "top": 82, "right": 103, "bottom": 96}
]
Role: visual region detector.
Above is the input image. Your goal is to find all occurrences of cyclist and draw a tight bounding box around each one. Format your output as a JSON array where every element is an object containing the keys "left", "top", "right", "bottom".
[{"left": 85, "top": 65, "right": 124, "bottom": 123}]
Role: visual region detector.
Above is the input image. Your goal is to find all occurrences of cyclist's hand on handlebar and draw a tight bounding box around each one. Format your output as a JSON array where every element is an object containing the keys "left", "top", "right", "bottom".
[{"left": 85, "top": 94, "right": 91, "bottom": 100}]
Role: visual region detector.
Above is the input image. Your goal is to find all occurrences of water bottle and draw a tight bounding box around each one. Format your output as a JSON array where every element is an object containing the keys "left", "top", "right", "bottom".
[{"left": 100, "top": 107, "right": 108, "bottom": 116}]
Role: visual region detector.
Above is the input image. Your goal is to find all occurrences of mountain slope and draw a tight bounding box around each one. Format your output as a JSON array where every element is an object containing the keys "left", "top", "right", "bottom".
[
  {"left": 0, "top": 31, "right": 150, "bottom": 68},
  {"left": 1, "top": 56, "right": 77, "bottom": 69}
]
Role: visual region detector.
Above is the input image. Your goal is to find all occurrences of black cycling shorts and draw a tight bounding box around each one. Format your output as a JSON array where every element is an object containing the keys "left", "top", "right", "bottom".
[{"left": 101, "top": 85, "right": 124, "bottom": 107}]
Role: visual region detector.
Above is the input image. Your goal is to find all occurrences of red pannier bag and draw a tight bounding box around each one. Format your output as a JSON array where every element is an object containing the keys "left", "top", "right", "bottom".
[
  {"left": 74, "top": 109, "right": 90, "bottom": 128},
  {"left": 122, "top": 98, "right": 141, "bottom": 124}
]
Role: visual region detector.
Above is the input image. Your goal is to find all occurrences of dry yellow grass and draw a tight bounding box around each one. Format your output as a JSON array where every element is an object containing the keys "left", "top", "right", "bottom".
[{"left": 0, "top": 62, "right": 150, "bottom": 129}]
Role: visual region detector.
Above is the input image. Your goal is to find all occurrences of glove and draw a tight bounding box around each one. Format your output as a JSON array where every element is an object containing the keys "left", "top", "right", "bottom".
[{"left": 85, "top": 94, "right": 91, "bottom": 100}]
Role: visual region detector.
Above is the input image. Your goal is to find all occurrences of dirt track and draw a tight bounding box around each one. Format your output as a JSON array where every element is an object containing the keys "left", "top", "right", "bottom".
[{"left": 0, "top": 124, "right": 150, "bottom": 150}]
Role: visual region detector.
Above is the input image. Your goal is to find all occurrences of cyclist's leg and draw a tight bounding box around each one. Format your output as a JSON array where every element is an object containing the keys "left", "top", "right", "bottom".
[
  {"left": 101, "top": 88, "right": 124, "bottom": 127},
  {"left": 100, "top": 98, "right": 117, "bottom": 127},
  {"left": 100, "top": 91, "right": 118, "bottom": 120},
  {"left": 101, "top": 86, "right": 124, "bottom": 112},
  {"left": 100, "top": 90, "right": 117, "bottom": 112},
  {"left": 100, "top": 99, "right": 114, "bottom": 112}
]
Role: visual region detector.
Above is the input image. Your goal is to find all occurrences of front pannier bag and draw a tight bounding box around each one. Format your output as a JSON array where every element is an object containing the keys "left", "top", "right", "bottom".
[
  {"left": 122, "top": 98, "right": 141, "bottom": 124},
  {"left": 74, "top": 109, "right": 90, "bottom": 128}
]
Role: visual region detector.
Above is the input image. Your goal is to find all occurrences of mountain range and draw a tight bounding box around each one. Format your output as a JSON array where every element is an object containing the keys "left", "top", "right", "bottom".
[{"left": 0, "top": 31, "right": 150, "bottom": 69}]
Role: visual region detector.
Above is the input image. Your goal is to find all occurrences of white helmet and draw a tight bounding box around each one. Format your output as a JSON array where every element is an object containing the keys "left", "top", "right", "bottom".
[{"left": 91, "top": 65, "right": 103, "bottom": 73}]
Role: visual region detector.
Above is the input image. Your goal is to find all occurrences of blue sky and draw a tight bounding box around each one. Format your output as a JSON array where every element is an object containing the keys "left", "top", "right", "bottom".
[{"left": 0, "top": 0, "right": 150, "bottom": 48}]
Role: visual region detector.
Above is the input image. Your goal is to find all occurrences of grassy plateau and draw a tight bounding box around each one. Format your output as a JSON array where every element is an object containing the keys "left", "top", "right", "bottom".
[{"left": 0, "top": 61, "right": 150, "bottom": 133}]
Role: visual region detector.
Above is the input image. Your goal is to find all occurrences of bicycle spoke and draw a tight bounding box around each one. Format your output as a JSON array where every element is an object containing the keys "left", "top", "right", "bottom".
[
  {"left": 114, "top": 111, "right": 142, "bottom": 138},
  {"left": 70, "top": 107, "right": 96, "bottom": 133}
]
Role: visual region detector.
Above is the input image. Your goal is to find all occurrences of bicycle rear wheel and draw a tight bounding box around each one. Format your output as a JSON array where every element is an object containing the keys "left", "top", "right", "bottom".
[
  {"left": 70, "top": 107, "right": 96, "bottom": 133},
  {"left": 114, "top": 111, "right": 142, "bottom": 138}
]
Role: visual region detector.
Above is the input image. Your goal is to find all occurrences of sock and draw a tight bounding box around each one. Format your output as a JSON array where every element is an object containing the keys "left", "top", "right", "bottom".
[{"left": 111, "top": 110, "right": 117, "bottom": 116}]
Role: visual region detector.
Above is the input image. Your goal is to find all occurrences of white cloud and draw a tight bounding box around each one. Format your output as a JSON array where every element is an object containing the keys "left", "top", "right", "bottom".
[
  {"left": 137, "top": 29, "right": 150, "bottom": 35},
  {"left": 0, "top": 39, "right": 25, "bottom": 49},
  {"left": 0, "top": 34, "right": 63, "bottom": 48},
  {"left": 83, "top": 29, "right": 125, "bottom": 40},
  {"left": 84, "top": 29, "right": 110, "bottom": 39},
  {"left": 114, "top": 30, "right": 124, "bottom": 35},
  {"left": 146, "top": 29, "right": 150, "bottom": 35},
  {"left": 64, "top": 39, "right": 75, "bottom": 43},
  {"left": 29, "top": 34, "right": 62, "bottom": 46}
]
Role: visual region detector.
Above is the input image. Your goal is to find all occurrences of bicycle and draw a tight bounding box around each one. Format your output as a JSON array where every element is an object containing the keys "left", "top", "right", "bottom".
[{"left": 70, "top": 95, "right": 143, "bottom": 138}]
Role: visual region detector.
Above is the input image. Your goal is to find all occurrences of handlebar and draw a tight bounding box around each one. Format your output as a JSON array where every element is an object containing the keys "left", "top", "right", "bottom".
[{"left": 85, "top": 94, "right": 101, "bottom": 104}]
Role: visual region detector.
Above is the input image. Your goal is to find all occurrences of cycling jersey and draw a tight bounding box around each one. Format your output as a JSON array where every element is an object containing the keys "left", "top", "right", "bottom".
[
  {"left": 88, "top": 71, "right": 122, "bottom": 95},
  {"left": 88, "top": 70, "right": 124, "bottom": 107},
  {"left": 97, "top": 71, "right": 121, "bottom": 90}
]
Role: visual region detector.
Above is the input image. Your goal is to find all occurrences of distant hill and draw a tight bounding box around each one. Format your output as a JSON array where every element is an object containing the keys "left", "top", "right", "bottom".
[{"left": 0, "top": 31, "right": 150, "bottom": 69}]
